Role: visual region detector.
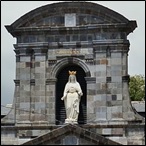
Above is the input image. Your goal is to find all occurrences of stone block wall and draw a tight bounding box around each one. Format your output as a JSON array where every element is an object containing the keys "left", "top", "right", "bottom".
[
  {"left": 1, "top": 128, "right": 49, "bottom": 145},
  {"left": 86, "top": 46, "right": 136, "bottom": 123},
  {"left": 86, "top": 124, "right": 145, "bottom": 145},
  {"left": 13, "top": 48, "right": 48, "bottom": 124},
  {"left": 3, "top": 34, "right": 140, "bottom": 125}
]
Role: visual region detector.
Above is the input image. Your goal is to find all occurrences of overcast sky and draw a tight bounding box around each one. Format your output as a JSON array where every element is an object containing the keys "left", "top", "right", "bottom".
[{"left": 1, "top": 1, "right": 145, "bottom": 106}]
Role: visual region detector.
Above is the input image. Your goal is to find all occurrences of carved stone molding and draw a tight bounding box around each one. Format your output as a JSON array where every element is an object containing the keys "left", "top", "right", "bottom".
[{"left": 48, "top": 60, "right": 57, "bottom": 66}]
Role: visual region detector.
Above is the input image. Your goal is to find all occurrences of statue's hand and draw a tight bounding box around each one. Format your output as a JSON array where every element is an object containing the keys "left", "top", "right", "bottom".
[
  {"left": 61, "top": 96, "right": 64, "bottom": 100},
  {"left": 78, "top": 92, "right": 83, "bottom": 96}
]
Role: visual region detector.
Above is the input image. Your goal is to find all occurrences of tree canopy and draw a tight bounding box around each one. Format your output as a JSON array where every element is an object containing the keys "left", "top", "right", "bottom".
[{"left": 129, "top": 74, "right": 145, "bottom": 101}]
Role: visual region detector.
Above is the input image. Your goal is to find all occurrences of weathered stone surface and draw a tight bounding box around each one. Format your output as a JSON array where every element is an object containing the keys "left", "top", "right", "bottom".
[
  {"left": 111, "top": 53, "right": 122, "bottom": 58},
  {"left": 108, "top": 137, "right": 127, "bottom": 145},
  {"left": 20, "top": 56, "right": 31, "bottom": 62},
  {"left": 87, "top": 101, "right": 94, "bottom": 114}
]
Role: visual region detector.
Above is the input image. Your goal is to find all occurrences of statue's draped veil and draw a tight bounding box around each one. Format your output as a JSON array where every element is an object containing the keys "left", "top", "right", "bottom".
[{"left": 68, "top": 75, "right": 77, "bottom": 83}]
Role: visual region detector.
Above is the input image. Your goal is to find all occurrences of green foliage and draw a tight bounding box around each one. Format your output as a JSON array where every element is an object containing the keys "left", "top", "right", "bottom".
[{"left": 129, "top": 74, "right": 145, "bottom": 101}]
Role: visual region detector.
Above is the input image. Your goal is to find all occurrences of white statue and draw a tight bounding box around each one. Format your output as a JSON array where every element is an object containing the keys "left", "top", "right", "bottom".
[{"left": 61, "top": 71, "right": 83, "bottom": 124}]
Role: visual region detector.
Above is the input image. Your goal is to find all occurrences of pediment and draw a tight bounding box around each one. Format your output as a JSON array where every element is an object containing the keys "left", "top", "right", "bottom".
[
  {"left": 9, "top": 2, "right": 129, "bottom": 29},
  {"left": 21, "top": 124, "right": 121, "bottom": 145}
]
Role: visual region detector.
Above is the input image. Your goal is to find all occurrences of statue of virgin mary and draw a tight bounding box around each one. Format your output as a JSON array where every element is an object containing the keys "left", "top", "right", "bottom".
[{"left": 61, "top": 71, "right": 83, "bottom": 124}]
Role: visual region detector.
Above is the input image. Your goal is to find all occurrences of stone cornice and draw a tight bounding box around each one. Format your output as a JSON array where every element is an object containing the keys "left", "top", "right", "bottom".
[
  {"left": 92, "top": 39, "right": 130, "bottom": 46},
  {"left": 6, "top": 22, "right": 135, "bottom": 37},
  {"left": 14, "top": 43, "right": 49, "bottom": 49},
  {"left": 1, "top": 122, "right": 144, "bottom": 130},
  {"left": 13, "top": 39, "right": 129, "bottom": 51}
]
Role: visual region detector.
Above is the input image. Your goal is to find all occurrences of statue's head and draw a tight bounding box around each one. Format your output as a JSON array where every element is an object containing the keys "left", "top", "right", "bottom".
[{"left": 68, "top": 71, "right": 77, "bottom": 83}]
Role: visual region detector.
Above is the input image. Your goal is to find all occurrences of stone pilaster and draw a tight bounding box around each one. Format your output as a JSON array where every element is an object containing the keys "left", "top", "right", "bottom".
[
  {"left": 32, "top": 48, "right": 48, "bottom": 122},
  {"left": 46, "top": 78, "right": 57, "bottom": 124}
]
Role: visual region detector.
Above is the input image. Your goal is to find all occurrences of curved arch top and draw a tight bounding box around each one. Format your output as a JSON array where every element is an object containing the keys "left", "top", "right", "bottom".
[
  {"left": 51, "top": 57, "right": 91, "bottom": 78},
  {"left": 8, "top": 1, "right": 130, "bottom": 29}
]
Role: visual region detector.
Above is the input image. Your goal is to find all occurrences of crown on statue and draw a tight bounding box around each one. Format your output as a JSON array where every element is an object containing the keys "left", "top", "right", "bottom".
[{"left": 69, "top": 70, "right": 77, "bottom": 75}]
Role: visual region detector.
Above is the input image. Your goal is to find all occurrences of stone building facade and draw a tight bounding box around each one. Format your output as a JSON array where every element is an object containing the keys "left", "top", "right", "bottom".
[{"left": 1, "top": 1, "right": 145, "bottom": 145}]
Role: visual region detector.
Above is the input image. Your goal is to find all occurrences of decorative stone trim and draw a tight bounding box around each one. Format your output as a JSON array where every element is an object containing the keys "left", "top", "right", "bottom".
[
  {"left": 51, "top": 57, "right": 91, "bottom": 78},
  {"left": 14, "top": 80, "right": 20, "bottom": 86},
  {"left": 85, "top": 59, "right": 94, "bottom": 64},
  {"left": 48, "top": 60, "right": 57, "bottom": 66}
]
